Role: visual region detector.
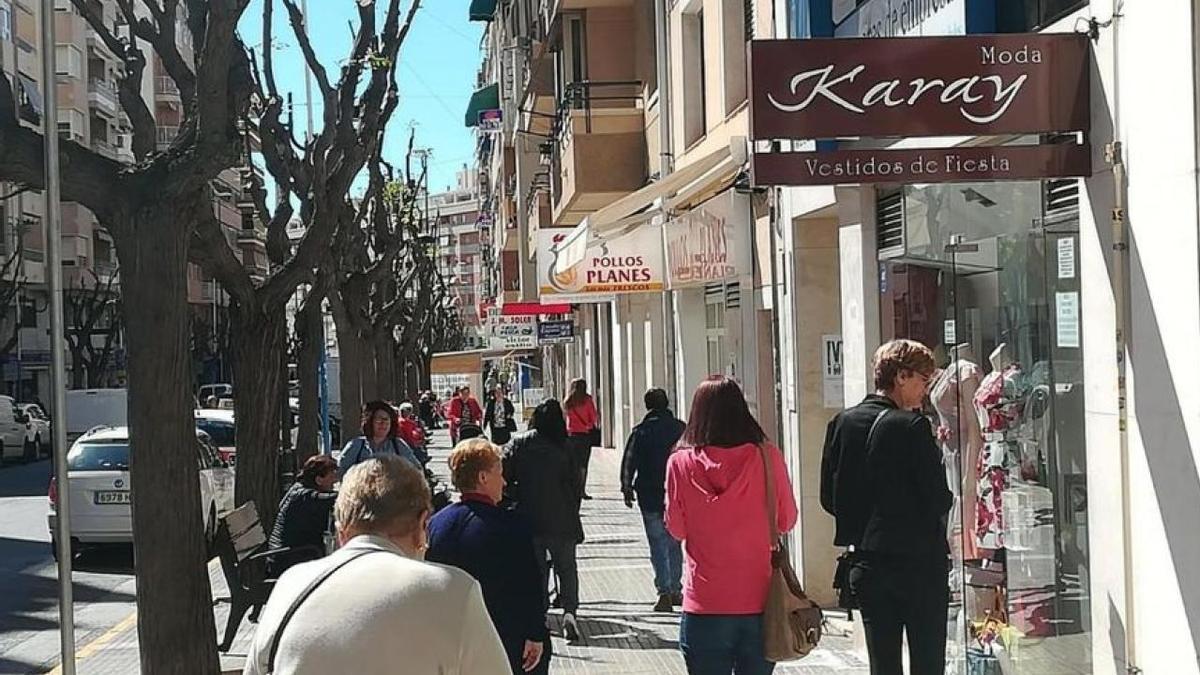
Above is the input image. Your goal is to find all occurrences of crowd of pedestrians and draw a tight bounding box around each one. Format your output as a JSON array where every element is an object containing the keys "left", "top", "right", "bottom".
[{"left": 247, "top": 340, "right": 953, "bottom": 675}]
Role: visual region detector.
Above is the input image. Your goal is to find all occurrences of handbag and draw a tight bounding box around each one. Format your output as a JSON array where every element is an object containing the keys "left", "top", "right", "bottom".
[
  {"left": 831, "top": 408, "right": 891, "bottom": 610},
  {"left": 758, "top": 444, "right": 823, "bottom": 662}
]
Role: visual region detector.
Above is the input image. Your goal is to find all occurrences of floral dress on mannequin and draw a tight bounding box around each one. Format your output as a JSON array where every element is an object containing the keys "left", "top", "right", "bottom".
[
  {"left": 971, "top": 364, "right": 1027, "bottom": 550},
  {"left": 930, "top": 358, "right": 984, "bottom": 561}
]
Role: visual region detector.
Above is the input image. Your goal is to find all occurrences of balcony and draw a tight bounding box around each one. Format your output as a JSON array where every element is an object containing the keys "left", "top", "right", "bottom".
[
  {"left": 156, "top": 125, "right": 179, "bottom": 151},
  {"left": 543, "top": 0, "right": 633, "bottom": 31},
  {"left": 551, "top": 80, "right": 647, "bottom": 227},
  {"left": 87, "top": 79, "right": 120, "bottom": 118},
  {"left": 155, "top": 76, "right": 181, "bottom": 103}
]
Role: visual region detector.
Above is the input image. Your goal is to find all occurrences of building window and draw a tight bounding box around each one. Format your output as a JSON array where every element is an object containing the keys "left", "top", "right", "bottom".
[
  {"left": 705, "top": 289, "right": 726, "bottom": 376},
  {"left": 0, "top": 1, "right": 12, "bottom": 43},
  {"left": 995, "top": 0, "right": 1088, "bottom": 31},
  {"left": 20, "top": 298, "right": 38, "bottom": 328},
  {"left": 721, "top": 0, "right": 747, "bottom": 115},
  {"left": 682, "top": 8, "right": 707, "bottom": 148},
  {"left": 55, "top": 44, "right": 83, "bottom": 78}
]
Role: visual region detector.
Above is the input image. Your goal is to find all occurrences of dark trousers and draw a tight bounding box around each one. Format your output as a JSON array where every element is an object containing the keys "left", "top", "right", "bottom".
[
  {"left": 534, "top": 536, "right": 579, "bottom": 614},
  {"left": 500, "top": 631, "right": 551, "bottom": 675},
  {"left": 490, "top": 427, "right": 512, "bottom": 446},
  {"left": 568, "top": 433, "right": 593, "bottom": 496},
  {"left": 849, "top": 556, "right": 950, "bottom": 675},
  {"left": 679, "top": 613, "right": 775, "bottom": 675}
]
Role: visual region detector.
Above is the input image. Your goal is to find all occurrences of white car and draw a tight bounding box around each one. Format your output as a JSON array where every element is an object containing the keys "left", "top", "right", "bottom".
[
  {"left": 194, "top": 409, "right": 237, "bottom": 465},
  {"left": 0, "top": 395, "right": 34, "bottom": 462},
  {"left": 47, "top": 426, "right": 236, "bottom": 558},
  {"left": 19, "top": 403, "right": 51, "bottom": 456}
]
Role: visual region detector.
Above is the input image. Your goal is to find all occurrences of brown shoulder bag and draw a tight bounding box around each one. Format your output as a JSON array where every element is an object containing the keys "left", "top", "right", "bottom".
[{"left": 758, "top": 444, "right": 824, "bottom": 662}]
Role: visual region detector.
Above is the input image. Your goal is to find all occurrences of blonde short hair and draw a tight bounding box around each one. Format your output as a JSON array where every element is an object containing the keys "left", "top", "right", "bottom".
[
  {"left": 873, "top": 339, "right": 936, "bottom": 391},
  {"left": 448, "top": 438, "right": 501, "bottom": 492},
  {"left": 335, "top": 455, "right": 431, "bottom": 537}
]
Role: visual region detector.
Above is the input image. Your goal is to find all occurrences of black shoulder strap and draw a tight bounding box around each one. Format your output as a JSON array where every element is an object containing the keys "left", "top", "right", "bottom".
[
  {"left": 864, "top": 408, "right": 890, "bottom": 452},
  {"left": 266, "top": 548, "right": 383, "bottom": 672}
]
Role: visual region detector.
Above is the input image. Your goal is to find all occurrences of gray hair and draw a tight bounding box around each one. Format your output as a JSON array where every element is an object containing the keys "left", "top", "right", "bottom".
[{"left": 334, "top": 455, "right": 431, "bottom": 537}]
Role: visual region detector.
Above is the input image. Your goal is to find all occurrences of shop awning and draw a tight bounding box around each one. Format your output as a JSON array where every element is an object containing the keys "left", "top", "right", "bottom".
[
  {"left": 554, "top": 140, "right": 747, "bottom": 269},
  {"left": 468, "top": 0, "right": 498, "bottom": 21},
  {"left": 464, "top": 83, "right": 500, "bottom": 127}
]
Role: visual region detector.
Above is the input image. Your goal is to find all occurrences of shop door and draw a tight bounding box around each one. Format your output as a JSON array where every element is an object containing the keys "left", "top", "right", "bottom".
[{"left": 881, "top": 179, "right": 1093, "bottom": 674}]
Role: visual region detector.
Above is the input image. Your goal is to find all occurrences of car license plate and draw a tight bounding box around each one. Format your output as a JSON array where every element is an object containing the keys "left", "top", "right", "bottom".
[{"left": 95, "top": 491, "right": 131, "bottom": 505}]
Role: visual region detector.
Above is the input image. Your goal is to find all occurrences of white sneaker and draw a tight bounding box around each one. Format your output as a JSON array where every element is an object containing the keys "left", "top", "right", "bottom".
[{"left": 563, "top": 612, "right": 581, "bottom": 641}]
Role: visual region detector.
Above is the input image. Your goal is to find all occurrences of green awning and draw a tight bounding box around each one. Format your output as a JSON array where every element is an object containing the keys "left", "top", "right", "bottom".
[
  {"left": 468, "top": 0, "right": 497, "bottom": 21},
  {"left": 464, "top": 83, "right": 500, "bottom": 127}
]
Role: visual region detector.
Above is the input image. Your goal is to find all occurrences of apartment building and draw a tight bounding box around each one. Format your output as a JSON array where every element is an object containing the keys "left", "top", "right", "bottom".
[
  {"left": 0, "top": 1, "right": 263, "bottom": 394},
  {"left": 430, "top": 166, "right": 486, "bottom": 346}
]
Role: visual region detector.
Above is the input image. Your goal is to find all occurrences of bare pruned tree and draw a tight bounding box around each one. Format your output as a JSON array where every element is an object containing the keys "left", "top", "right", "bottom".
[
  {"left": 188, "top": 0, "right": 422, "bottom": 530},
  {"left": 64, "top": 268, "right": 122, "bottom": 389},
  {"left": 0, "top": 1, "right": 257, "bottom": 668}
]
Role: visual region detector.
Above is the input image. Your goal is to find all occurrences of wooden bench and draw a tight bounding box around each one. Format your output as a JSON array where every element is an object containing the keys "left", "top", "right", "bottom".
[{"left": 212, "top": 502, "right": 318, "bottom": 652}]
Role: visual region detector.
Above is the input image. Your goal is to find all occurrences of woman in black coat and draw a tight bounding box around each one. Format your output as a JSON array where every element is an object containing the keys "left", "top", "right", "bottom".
[
  {"left": 266, "top": 455, "right": 338, "bottom": 577},
  {"left": 427, "top": 438, "right": 549, "bottom": 674},
  {"left": 484, "top": 386, "right": 518, "bottom": 446}
]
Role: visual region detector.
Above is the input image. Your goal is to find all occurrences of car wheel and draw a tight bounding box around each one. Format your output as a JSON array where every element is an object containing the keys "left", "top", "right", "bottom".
[{"left": 50, "top": 538, "right": 77, "bottom": 562}]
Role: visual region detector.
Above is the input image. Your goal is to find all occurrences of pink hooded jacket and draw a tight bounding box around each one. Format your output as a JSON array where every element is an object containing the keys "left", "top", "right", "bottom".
[{"left": 665, "top": 442, "right": 798, "bottom": 615}]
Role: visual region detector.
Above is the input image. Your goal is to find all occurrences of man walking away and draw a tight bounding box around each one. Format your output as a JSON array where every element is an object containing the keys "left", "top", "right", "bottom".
[
  {"left": 243, "top": 455, "right": 509, "bottom": 675},
  {"left": 621, "top": 388, "right": 685, "bottom": 613}
]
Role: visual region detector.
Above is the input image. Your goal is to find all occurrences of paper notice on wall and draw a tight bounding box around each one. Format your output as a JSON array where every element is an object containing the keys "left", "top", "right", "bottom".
[
  {"left": 822, "top": 335, "right": 844, "bottom": 408},
  {"left": 943, "top": 319, "right": 957, "bottom": 345},
  {"left": 1057, "top": 237, "right": 1076, "bottom": 280},
  {"left": 1056, "top": 292, "right": 1080, "bottom": 348}
]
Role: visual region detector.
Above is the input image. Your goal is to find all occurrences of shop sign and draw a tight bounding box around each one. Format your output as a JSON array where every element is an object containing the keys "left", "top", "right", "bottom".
[
  {"left": 749, "top": 34, "right": 1090, "bottom": 140},
  {"left": 752, "top": 144, "right": 1091, "bottom": 186},
  {"left": 538, "top": 227, "right": 666, "bottom": 303},
  {"left": 478, "top": 109, "right": 503, "bottom": 133},
  {"left": 537, "top": 320, "right": 576, "bottom": 345},
  {"left": 489, "top": 314, "right": 537, "bottom": 350},
  {"left": 834, "top": 0, "right": 965, "bottom": 38},
  {"left": 665, "top": 192, "right": 750, "bottom": 289}
]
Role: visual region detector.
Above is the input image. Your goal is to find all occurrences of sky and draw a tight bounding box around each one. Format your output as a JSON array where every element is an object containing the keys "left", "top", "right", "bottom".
[{"left": 239, "top": 1, "right": 485, "bottom": 195}]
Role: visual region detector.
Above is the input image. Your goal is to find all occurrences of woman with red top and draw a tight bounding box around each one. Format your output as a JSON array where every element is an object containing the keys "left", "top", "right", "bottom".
[
  {"left": 665, "top": 375, "right": 798, "bottom": 675},
  {"left": 564, "top": 379, "right": 599, "bottom": 500}
]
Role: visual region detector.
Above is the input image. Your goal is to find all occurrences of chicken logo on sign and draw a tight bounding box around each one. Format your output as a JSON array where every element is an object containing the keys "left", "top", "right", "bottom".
[{"left": 547, "top": 233, "right": 594, "bottom": 294}]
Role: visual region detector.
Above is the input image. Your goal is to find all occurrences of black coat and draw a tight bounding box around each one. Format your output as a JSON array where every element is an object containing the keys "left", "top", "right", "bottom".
[
  {"left": 620, "top": 409, "right": 685, "bottom": 513},
  {"left": 426, "top": 500, "right": 548, "bottom": 647},
  {"left": 502, "top": 430, "right": 583, "bottom": 543},
  {"left": 267, "top": 482, "right": 336, "bottom": 576},
  {"left": 821, "top": 395, "right": 952, "bottom": 559},
  {"left": 484, "top": 398, "right": 517, "bottom": 432}
]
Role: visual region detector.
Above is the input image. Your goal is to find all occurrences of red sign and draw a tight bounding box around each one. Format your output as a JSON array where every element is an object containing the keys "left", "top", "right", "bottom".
[
  {"left": 752, "top": 144, "right": 1091, "bottom": 186},
  {"left": 749, "top": 34, "right": 1090, "bottom": 139}
]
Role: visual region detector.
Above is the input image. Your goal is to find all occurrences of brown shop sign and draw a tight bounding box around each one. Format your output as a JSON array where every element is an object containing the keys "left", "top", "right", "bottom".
[{"left": 748, "top": 34, "right": 1092, "bottom": 185}]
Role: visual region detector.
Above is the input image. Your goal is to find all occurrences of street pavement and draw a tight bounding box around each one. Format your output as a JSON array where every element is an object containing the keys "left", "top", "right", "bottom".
[{"left": 0, "top": 431, "right": 870, "bottom": 674}]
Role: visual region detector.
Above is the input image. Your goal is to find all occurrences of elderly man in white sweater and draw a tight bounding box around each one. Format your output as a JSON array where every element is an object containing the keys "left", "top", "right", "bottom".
[{"left": 243, "top": 455, "right": 510, "bottom": 675}]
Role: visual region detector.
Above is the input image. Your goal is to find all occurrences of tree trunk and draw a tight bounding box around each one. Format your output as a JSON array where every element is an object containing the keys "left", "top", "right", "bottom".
[
  {"left": 337, "top": 330, "right": 365, "bottom": 428},
  {"left": 69, "top": 349, "right": 86, "bottom": 389},
  {"left": 357, "top": 331, "right": 378, "bottom": 404},
  {"left": 115, "top": 207, "right": 220, "bottom": 674},
  {"left": 374, "top": 332, "right": 398, "bottom": 402},
  {"left": 295, "top": 299, "right": 322, "bottom": 463},
  {"left": 229, "top": 301, "right": 286, "bottom": 528}
]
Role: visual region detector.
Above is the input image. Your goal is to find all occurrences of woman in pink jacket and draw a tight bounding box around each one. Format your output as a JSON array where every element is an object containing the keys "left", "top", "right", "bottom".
[{"left": 665, "top": 375, "right": 798, "bottom": 675}]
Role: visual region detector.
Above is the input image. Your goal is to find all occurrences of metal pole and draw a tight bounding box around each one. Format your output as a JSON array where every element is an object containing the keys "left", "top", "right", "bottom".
[
  {"left": 41, "top": 0, "right": 75, "bottom": 670},
  {"left": 654, "top": 0, "right": 677, "bottom": 410}
]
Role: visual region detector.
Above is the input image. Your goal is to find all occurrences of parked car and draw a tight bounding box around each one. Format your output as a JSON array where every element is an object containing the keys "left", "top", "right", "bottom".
[
  {"left": 47, "top": 426, "right": 235, "bottom": 559},
  {"left": 198, "top": 384, "right": 234, "bottom": 406},
  {"left": 195, "top": 409, "right": 237, "bottom": 465},
  {"left": 19, "top": 403, "right": 51, "bottom": 457},
  {"left": 65, "top": 389, "right": 128, "bottom": 443},
  {"left": 0, "top": 395, "right": 35, "bottom": 463}
]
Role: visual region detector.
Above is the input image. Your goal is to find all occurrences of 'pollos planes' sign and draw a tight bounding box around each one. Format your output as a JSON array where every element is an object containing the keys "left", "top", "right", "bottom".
[
  {"left": 538, "top": 227, "right": 665, "bottom": 302},
  {"left": 749, "top": 34, "right": 1090, "bottom": 139}
]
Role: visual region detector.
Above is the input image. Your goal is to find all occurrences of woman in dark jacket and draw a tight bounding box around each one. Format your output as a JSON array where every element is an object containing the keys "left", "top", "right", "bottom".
[
  {"left": 503, "top": 399, "right": 584, "bottom": 642},
  {"left": 266, "top": 455, "right": 338, "bottom": 577},
  {"left": 824, "top": 339, "right": 953, "bottom": 675},
  {"left": 427, "top": 438, "right": 549, "bottom": 674},
  {"left": 484, "top": 386, "right": 518, "bottom": 446}
]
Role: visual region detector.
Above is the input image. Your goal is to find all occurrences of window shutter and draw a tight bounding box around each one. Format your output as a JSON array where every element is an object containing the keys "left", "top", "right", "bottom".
[{"left": 876, "top": 190, "right": 905, "bottom": 257}]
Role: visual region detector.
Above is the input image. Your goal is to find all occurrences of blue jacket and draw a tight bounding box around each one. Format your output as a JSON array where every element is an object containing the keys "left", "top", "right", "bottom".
[
  {"left": 620, "top": 409, "right": 686, "bottom": 513},
  {"left": 337, "top": 435, "right": 420, "bottom": 476},
  {"left": 426, "top": 499, "right": 547, "bottom": 645}
]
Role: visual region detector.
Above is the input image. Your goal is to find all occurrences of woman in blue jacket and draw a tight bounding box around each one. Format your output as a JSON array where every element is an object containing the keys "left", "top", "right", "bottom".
[{"left": 427, "top": 438, "right": 549, "bottom": 674}]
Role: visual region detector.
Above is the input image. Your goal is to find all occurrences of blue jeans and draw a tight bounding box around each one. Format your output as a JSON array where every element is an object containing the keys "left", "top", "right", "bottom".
[
  {"left": 641, "top": 510, "right": 682, "bottom": 594},
  {"left": 679, "top": 613, "right": 775, "bottom": 675}
]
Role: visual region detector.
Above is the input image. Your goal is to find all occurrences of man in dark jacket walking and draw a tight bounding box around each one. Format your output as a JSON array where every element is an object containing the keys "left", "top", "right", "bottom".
[{"left": 620, "top": 388, "right": 686, "bottom": 612}]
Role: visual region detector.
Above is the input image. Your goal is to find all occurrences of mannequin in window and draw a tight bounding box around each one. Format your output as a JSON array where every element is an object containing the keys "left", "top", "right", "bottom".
[
  {"left": 930, "top": 342, "right": 983, "bottom": 560},
  {"left": 972, "top": 342, "right": 1026, "bottom": 550}
]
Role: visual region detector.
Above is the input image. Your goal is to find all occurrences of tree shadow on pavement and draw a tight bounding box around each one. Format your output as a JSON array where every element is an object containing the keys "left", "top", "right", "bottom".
[
  {"left": 0, "top": 655, "right": 45, "bottom": 675},
  {"left": 550, "top": 613, "right": 679, "bottom": 651}
]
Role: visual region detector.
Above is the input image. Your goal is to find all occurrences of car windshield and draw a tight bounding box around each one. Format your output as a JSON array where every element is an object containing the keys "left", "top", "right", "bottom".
[
  {"left": 196, "top": 420, "right": 235, "bottom": 447},
  {"left": 67, "top": 442, "right": 130, "bottom": 472}
]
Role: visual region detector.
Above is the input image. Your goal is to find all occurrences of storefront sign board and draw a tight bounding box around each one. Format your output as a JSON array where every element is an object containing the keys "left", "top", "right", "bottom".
[
  {"left": 665, "top": 192, "right": 750, "bottom": 289},
  {"left": 749, "top": 34, "right": 1090, "bottom": 140},
  {"left": 537, "top": 320, "right": 576, "bottom": 345},
  {"left": 538, "top": 227, "right": 665, "bottom": 303},
  {"left": 834, "top": 0, "right": 966, "bottom": 38},
  {"left": 822, "top": 335, "right": 844, "bottom": 408},
  {"left": 752, "top": 144, "right": 1091, "bottom": 187},
  {"left": 489, "top": 314, "right": 537, "bottom": 350}
]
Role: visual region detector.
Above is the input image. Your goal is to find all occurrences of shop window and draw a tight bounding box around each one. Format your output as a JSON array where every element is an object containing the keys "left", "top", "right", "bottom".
[
  {"left": 878, "top": 179, "right": 1092, "bottom": 675},
  {"left": 721, "top": 0, "right": 747, "bottom": 115}
]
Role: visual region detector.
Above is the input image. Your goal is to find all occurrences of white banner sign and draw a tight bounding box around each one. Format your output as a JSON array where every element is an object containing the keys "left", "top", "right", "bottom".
[
  {"left": 822, "top": 334, "right": 844, "bottom": 408},
  {"left": 538, "top": 227, "right": 666, "bottom": 303},
  {"left": 489, "top": 314, "right": 537, "bottom": 350},
  {"left": 665, "top": 192, "right": 749, "bottom": 289}
]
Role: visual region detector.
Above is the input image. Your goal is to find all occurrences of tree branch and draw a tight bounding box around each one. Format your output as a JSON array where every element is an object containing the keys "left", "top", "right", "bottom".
[{"left": 280, "top": 0, "right": 334, "bottom": 102}]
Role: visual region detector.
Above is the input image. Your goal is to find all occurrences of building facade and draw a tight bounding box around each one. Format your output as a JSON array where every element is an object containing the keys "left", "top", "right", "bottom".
[{"left": 469, "top": 1, "right": 1200, "bottom": 672}]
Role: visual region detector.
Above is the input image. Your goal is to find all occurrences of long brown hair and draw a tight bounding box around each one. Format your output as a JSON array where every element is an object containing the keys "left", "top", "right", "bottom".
[
  {"left": 360, "top": 400, "right": 398, "bottom": 439},
  {"left": 680, "top": 375, "right": 767, "bottom": 448},
  {"left": 565, "top": 378, "right": 590, "bottom": 410}
]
